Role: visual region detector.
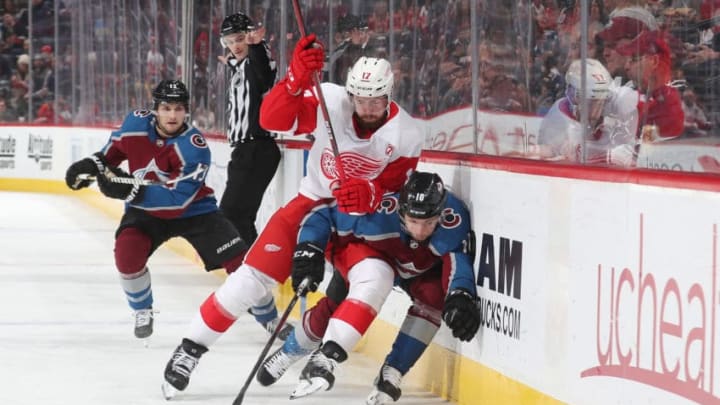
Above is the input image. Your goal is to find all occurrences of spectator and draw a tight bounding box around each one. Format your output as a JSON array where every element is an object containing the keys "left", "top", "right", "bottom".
[
  {"left": 324, "top": 14, "right": 372, "bottom": 85},
  {"left": 681, "top": 2, "right": 720, "bottom": 129},
  {"left": 0, "top": 12, "right": 25, "bottom": 56},
  {"left": 34, "top": 100, "right": 66, "bottom": 124},
  {"left": 618, "top": 30, "right": 685, "bottom": 141},
  {"left": 10, "top": 53, "right": 29, "bottom": 120},
  {"left": 16, "top": 0, "right": 53, "bottom": 46},
  {"left": 0, "top": 96, "right": 17, "bottom": 121},
  {"left": 478, "top": 74, "right": 524, "bottom": 113},
  {"left": 30, "top": 53, "right": 53, "bottom": 103},
  {"left": 681, "top": 88, "right": 712, "bottom": 137},
  {"left": 597, "top": 6, "right": 660, "bottom": 82},
  {"left": 367, "top": 0, "right": 391, "bottom": 35},
  {"left": 439, "top": 64, "right": 470, "bottom": 110},
  {"left": 146, "top": 35, "right": 165, "bottom": 81},
  {"left": 534, "top": 54, "right": 565, "bottom": 115}
]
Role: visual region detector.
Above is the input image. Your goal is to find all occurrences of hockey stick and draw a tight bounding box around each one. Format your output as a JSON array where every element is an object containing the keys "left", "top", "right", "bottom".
[
  {"left": 290, "top": 0, "right": 346, "bottom": 181},
  {"left": 76, "top": 163, "right": 207, "bottom": 186},
  {"left": 231, "top": 277, "right": 311, "bottom": 405}
]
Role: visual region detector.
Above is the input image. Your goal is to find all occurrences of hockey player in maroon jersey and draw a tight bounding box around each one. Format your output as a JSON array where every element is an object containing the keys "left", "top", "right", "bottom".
[
  {"left": 162, "top": 34, "right": 425, "bottom": 398},
  {"left": 64, "top": 80, "right": 249, "bottom": 341},
  {"left": 256, "top": 171, "right": 479, "bottom": 402}
]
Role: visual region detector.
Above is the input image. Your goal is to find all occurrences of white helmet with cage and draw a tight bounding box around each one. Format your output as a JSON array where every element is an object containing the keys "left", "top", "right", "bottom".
[
  {"left": 346, "top": 56, "right": 394, "bottom": 100},
  {"left": 565, "top": 58, "right": 611, "bottom": 120}
]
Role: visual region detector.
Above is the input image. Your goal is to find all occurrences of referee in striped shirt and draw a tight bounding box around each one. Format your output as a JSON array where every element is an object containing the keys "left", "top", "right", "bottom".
[{"left": 218, "top": 12, "right": 279, "bottom": 245}]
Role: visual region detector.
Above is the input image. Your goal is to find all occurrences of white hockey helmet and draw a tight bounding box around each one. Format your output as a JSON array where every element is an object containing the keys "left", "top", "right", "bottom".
[
  {"left": 565, "top": 58, "right": 611, "bottom": 122},
  {"left": 565, "top": 58, "right": 611, "bottom": 104},
  {"left": 346, "top": 57, "right": 394, "bottom": 99}
]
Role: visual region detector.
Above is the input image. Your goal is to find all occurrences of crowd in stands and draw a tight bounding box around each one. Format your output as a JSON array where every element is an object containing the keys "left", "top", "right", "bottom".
[
  {"left": 0, "top": 0, "right": 61, "bottom": 123},
  {"left": 3, "top": 0, "right": 720, "bottom": 143}
]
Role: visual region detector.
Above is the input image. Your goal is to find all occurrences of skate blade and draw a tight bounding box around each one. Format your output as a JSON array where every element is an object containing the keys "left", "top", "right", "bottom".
[
  {"left": 289, "top": 377, "right": 329, "bottom": 399},
  {"left": 161, "top": 382, "right": 178, "bottom": 400},
  {"left": 365, "top": 391, "right": 394, "bottom": 405},
  {"left": 142, "top": 337, "right": 151, "bottom": 348}
]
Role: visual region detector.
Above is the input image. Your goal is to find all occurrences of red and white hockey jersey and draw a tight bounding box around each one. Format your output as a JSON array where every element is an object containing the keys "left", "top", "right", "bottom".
[{"left": 260, "top": 82, "right": 424, "bottom": 197}]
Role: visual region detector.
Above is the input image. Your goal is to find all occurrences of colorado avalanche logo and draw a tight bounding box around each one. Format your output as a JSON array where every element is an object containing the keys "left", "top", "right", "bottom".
[
  {"left": 133, "top": 158, "right": 169, "bottom": 183},
  {"left": 440, "top": 207, "right": 461, "bottom": 229},
  {"left": 378, "top": 195, "right": 399, "bottom": 214},
  {"left": 191, "top": 134, "right": 208, "bottom": 148}
]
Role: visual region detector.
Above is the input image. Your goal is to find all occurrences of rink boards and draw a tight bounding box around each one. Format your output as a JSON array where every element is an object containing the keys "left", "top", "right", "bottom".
[{"left": 4, "top": 124, "right": 720, "bottom": 404}]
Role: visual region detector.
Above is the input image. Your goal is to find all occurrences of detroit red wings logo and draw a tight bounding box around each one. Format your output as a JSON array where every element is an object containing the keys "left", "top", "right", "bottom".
[
  {"left": 319, "top": 148, "right": 386, "bottom": 180},
  {"left": 320, "top": 151, "right": 340, "bottom": 180}
]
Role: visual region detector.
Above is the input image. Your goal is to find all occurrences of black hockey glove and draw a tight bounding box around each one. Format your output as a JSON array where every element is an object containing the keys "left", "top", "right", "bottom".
[
  {"left": 96, "top": 166, "right": 145, "bottom": 203},
  {"left": 65, "top": 152, "right": 107, "bottom": 190},
  {"left": 291, "top": 241, "right": 325, "bottom": 296},
  {"left": 442, "top": 289, "right": 480, "bottom": 342}
]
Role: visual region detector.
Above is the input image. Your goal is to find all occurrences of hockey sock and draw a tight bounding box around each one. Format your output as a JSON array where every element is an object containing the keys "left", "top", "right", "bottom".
[
  {"left": 249, "top": 295, "right": 279, "bottom": 325},
  {"left": 120, "top": 267, "right": 153, "bottom": 310}
]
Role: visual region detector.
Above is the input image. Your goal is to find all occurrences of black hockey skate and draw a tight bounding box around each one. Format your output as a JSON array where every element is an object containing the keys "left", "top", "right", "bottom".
[
  {"left": 133, "top": 307, "right": 154, "bottom": 339},
  {"left": 162, "top": 338, "right": 208, "bottom": 399},
  {"left": 257, "top": 329, "right": 313, "bottom": 386},
  {"left": 290, "top": 341, "right": 347, "bottom": 399},
  {"left": 365, "top": 363, "right": 403, "bottom": 404}
]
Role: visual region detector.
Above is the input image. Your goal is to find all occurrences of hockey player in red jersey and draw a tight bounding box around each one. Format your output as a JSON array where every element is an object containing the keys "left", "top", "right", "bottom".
[
  {"left": 535, "top": 58, "right": 640, "bottom": 166},
  {"left": 161, "top": 34, "right": 424, "bottom": 398}
]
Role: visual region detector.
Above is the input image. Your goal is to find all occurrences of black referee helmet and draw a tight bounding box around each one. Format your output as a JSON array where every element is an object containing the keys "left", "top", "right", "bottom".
[{"left": 221, "top": 12, "right": 254, "bottom": 36}]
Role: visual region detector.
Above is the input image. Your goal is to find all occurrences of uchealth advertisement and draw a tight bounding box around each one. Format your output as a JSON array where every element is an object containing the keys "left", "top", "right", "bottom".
[
  {"left": 422, "top": 160, "right": 720, "bottom": 404},
  {"left": 638, "top": 140, "right": 720, "bottom": 174},
  {"left": 569, "top": 183, "right": 720, "bottom": 405}
]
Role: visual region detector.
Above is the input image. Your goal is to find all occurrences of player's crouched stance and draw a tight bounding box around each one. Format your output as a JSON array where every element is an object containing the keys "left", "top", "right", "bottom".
[
  {"left": 265, "top": 172, "right": 481, "bottom": 401},
  {"left": 64, "top": 80, "right": 253, "bottom": 355}
]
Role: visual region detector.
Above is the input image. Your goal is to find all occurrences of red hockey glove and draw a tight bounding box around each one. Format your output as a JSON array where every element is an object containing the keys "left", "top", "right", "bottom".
[
  {"left": 286, "top": 34, "right": 324, "bottom": 96},
  {"left": 332, "top": 178, "right": 383, "bottom": 215}
]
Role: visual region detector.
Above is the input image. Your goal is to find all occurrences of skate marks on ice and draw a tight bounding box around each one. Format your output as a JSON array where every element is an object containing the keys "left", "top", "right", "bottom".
[{"left": 0, "top": 192, "right": 450, "bottom": 405}]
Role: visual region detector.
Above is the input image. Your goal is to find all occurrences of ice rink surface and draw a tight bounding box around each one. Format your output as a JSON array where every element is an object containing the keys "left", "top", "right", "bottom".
[{"left": 0, "top": 191, "right": 451, "bottom": 405}]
